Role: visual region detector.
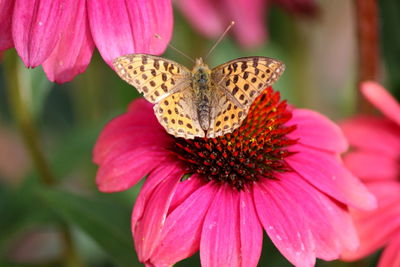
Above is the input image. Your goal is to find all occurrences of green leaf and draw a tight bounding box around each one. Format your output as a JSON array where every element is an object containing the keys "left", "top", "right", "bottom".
[
  {"left": 0, "top": 258, "right": 60, "bottom": 267},
  {"left": 49, "top": 125, "right": 100, "bottom": 180},
  {"left": 0, "top": 182, "right": 54, "bottom": 255},
  {"left": 36, "top": 188, "right": 140, "bottom": 267}
]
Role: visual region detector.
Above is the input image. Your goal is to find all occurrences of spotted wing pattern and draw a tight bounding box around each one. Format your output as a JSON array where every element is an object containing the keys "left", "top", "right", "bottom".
[
  {"left": 207, "top": 88, "right": 248, "bottom": 138},
  {"left": 113, "top": 54, "right": 191, "bottom": 103},
  {"left": 154, "top": 86, "right": 205, "bottom": 138},
  {"left": 208, "top": 57, "right": 285, "bottom": 137}
]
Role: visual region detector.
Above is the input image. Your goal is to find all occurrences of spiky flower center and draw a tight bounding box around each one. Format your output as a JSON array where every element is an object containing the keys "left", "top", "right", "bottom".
[{"left": 173, "top": 87, "right": 297, "bottom": 190}]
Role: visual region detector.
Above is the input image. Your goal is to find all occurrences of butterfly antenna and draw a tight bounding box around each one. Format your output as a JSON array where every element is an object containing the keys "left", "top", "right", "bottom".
[
  {"left": 154, "top": 34, "right": 195, "bottom": 63},
  {"left": 205, "top": 21, "right": 235, "bottom": 59}
]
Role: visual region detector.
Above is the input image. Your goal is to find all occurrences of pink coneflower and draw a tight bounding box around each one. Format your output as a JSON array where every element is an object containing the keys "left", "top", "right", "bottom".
[
  {"left": 0, "top": 0, "right": 172, "bottom": 83},
  {"left": 341, "top": 81, "right": 400, "bottom": 267},
  {"left": 93, "top": 87, "right": 376, "bottom": 266},
  {"left": 175, "top": 0, "right": 317, "bottom": 48}
]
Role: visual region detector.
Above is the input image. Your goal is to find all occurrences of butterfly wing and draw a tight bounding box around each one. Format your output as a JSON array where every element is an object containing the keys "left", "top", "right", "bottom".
[
  {"left": 207, "top": 57, "right": 285, "bottom": 137},
  {"left": 207, "top": 88, "right": 248, "bottom": 138},
  {"left": 113, "top": 54, "right": 192, "bottom": 103},
  {"left": 154, "top": 85, "right": 205, "bottom": 138}
]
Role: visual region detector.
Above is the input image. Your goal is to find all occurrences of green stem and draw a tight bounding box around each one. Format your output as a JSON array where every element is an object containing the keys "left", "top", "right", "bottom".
[
  {"left": 3, "top": 50, "right": 84, "bottom": 267},
  {"left": 4, "top": 51, "right": 55, "bottom": 185},
  {"left": 60, "top": 224, "right": 85, "bottom": 267}
]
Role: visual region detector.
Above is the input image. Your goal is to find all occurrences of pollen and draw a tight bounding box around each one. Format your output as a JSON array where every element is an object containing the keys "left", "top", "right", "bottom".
[{"left": 173, "top": 87, "right": 297, "bottom": 190}]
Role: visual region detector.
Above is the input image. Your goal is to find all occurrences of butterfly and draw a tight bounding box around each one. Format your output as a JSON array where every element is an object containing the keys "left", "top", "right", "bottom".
[{"left": 113, "top": 55, "right": 285, "bottom": 139}]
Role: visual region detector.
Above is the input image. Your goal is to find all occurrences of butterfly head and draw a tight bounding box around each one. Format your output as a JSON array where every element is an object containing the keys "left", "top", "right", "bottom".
[
  {"left": 194, "top": 57, "right": 206, "bottom": 67},
  {"left": 193, "top": 58, "right": 210, "bottom": 73},
  {"left": 192, "top": 58, "right": 211, "bottom": 87}
]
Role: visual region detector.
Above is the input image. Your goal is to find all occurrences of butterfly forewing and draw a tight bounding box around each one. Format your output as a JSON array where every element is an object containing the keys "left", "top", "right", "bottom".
[
  {"left": 211, "top": 57, "right": 285, "bottom": 108},
  {"left": 113, "top": 54, "right": 191, "bottom": 103},
  {"left": 206, "top": 57, "right": 285, "bottom": 137}
]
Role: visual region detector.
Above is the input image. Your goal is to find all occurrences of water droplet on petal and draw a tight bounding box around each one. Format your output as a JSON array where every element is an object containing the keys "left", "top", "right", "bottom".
[{"left": 208, "top": 221, "right": 217, "bottom": 229}]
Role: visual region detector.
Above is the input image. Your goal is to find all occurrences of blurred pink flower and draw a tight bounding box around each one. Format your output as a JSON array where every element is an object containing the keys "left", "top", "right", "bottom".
[
  {"left": 0, "top": 0, "right": 172, "bottom": 83},
  {"left": 176, "top": 0, "right": 317, "bottom": 48},
  {"left": 93, "top": 87, "right": 376, "bottom": 267},
  {"left": 341, "top": 81, "right": 400, "bottom": 267}
]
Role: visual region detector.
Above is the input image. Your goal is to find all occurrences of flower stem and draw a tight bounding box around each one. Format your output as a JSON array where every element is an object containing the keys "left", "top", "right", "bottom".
[
  {"left": 355, "top": 0, "right": 379, "bottom": 81},
  {"left": 355, "top": 0, "right": 380, "bottom": 111},
  {"left": 3, "top": 51, "right": 55, "bottom": 185},
  {"left": 61, "top": 224, "right": 85, "bottom": 267},
  {"left": 3, "top": 50, "right": 84, "bottom": 267}
]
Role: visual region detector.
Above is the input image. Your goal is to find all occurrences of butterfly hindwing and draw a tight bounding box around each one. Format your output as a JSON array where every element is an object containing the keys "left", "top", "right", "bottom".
[
  {"left": 211, "top": 57, "right": 285, "bottom": 108},
  {"left": 154, "top": 86, "right": 205, "bottom": 139},
  {"left": 207, "top": 88, "right": 247, "bottom": 138},
  {"left": 113, "top": 54, "right": 191, "bottom": 103},
  {"left": 207, "top": 57, "right": 285, "bottom": 137}
]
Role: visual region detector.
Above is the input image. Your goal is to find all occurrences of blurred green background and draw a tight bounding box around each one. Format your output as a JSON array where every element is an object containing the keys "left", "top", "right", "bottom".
[{"left": 0, "top": 0, "right": 398, "bottom": 266}]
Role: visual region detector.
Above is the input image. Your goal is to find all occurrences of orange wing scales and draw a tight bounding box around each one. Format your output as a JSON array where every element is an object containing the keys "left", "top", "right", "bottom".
[
  {"left": 154, "top": 88, "right": 205, "bottom": 138},
  {"left": 113, "top": 54, "right": 285, "bottom": 139},
  {"left": 113, "top": 54, "right": 190, "bottom": 103},
  {"left": 207, "top": 57, "right": 285, "bottom": 138}
]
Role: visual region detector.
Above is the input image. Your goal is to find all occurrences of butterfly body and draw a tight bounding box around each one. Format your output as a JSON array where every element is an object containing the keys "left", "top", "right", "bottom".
[
  {"left": 192, "top": 58, "right": 213, "bottom": 131},
  {"left": 113, "top": 54, "right": 285, "bottom": 139}
]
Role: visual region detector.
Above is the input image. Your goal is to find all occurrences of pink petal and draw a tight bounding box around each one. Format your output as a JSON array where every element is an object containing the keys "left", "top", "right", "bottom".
[
  {"left": 343, "top": 151, "right": 399, "bottom": 181},
  {"left": 93, "top": 99, "right": 171, "bottom": 164},
  {"left": 127, "top": 98, "right": 156, "bottom": 116},
  {"left": 222, "top": 0, "right": 267, "bottom": 48},
  {"left": 342, "top": 181, "right": 400, "bottom": 261},
  {"left": 253, "top": 178, "right": 316, "bottom": 267},
  {"left": 239, "top": 188, "right": 263, "bottom": 267},
  {"left": 42, "top": 0, "right": 94, "bottom": 83},
  {"left": 96, "top": 147, "right": 168, "bottom": 192},
  {"left": 342, "top": 200, "right": 400, "bottom": 260},
  {"left": 176, "top": 0, "right": 225, "bottom": 38},
  {"left": 312, "top": 187, "right": 359, "bottom": 256},
  {"left": 149, "top": 182, "right": 217, "bottom": 266},
  {"left": 200, "top": 184, "right": 241, "bottom": 267},
  {"left": 255, "top": 173, "right": 358, "bottom": 263},
  {"left": 361, "top": 81, "right": 400, "bottom": 126},
  {"left": 288, "top": 109, "right": 348, "bottom": 153},
  {"left": 168, "top": 174, "right": 206, "bottom": 213},
  {"left": 87, "top": 0, "right": 173, "bottom": 66},
  {"left": 341, "top": 116, "right": 400, "bottom": 158},
  {"left": 94, "top": 124, "right": 170, "bottom": 165},
  {"left": 378, "top": 234, "right": 400, "bottom": 267},
  {"left": 0, "top": 0, "right": 14, "bottom": 51},
  {"left": 12, "top": 0, "right": 70, "bottom": 67},
  {"left": 131, "top": 161, "right": 182, "bottom": 226},
  {"left": 365, "top": 181, "right": 400, "bottom": 206},
  {"left": 133, "top": 165, "right": 183, "bottom": 262},
  {"left": 287, "top": 144, "right": 377, "bottom": 210}
]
